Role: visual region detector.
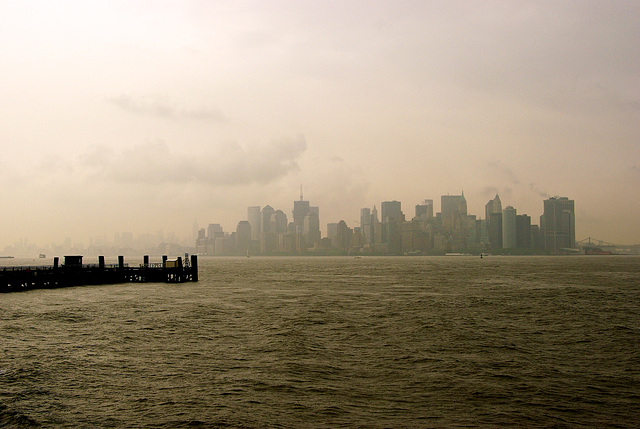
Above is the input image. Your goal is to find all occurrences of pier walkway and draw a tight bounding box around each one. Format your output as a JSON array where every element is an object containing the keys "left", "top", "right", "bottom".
[{"left": 0, "top": 255, "right": 198, "bottom": 293}]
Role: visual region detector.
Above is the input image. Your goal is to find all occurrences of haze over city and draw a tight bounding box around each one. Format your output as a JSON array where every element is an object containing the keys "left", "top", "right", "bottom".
[{"left": 1, "top": 1, "right": 638, "bottom": 249}]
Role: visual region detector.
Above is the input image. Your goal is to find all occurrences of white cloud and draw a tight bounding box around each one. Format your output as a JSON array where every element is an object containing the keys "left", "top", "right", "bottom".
[{"left": 80, "top": 136, "right": 306, "bottom": 186}]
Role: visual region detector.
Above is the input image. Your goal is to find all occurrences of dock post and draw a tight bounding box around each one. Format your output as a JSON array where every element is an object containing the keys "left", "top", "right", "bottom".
[
  {"left": 143, "top": 255, "right": 149, "bottom": 267},
  {"left": 99, "top": 256, "right": 105, "bottom": 269},
  {"left": 53, "top": 257, "right": 59, "bottom": 269},
  {"left": 162, "top": 255, "right": 167, "bottom": 268},
  {"left": 118, "top": 256, "right": 124, "bottom": 269},
  {"left": 190, "top": 254, "right": 198, "bottom": 282}
]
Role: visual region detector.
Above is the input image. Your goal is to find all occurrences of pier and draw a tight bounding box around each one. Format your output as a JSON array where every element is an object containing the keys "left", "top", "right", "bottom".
[{"left": 0, "top": 255, "right": 198, "bottom": 293}]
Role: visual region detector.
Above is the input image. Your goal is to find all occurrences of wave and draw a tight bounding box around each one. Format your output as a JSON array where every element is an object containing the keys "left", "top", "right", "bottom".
[{"left": 0, "top": 403, "right": 39, "bottom": 428}]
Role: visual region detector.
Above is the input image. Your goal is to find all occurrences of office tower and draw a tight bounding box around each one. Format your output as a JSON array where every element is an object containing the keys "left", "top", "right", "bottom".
[
  {"left": 380, "top": 201, "right": 403, "bottom": 251},
  {"left": 271, "top": 210, "right": 288, "bottom": 234},
  {"left": 530, "top": 225, "right": 541, "bottom": 250},
  {"left": 381, "top": 201, "right": 403, "bottom": 223},
  {"left": 235, "top": 221, "right": 252, "bottom": 255},
  {"left": 360, "top": 208, "right": 373, "bottom": 245},
  {"left": 542, "top": 196, "right": 575, "bottom": 252},
  {"left": 441, "top": 193, "right": 468, "bottom": 250},
  {"left": 360, "top": 207, "right": 371, "bottom": 226},
  {"left": 441, "top": 193, "right": 467, "bottom": 219},
  {"left": 489, "top": 212, "right": 502, "bottom": 250},
  {"left": 195, "top": 228, "right": 207, "bottom": 254},
  {"left": 485, "top": 194, "right": 502, "bottom": 221},
  {"left": 247, "top": 206, "right": 261, "bottom": 241},
  {"left": 502, "top": 206, "right": 517, "bottom": 249},
  {"left": 516, "top": 214, "right": 532, "bottom": 248},
  {"left": 293, "top": 187, "right": 310, "bottom": 233},
  {"left": 335, "top": 220, "right": 352, "bottom": 251},
  {"left": 326, "top": 223, "right": 339, "bottom": 245},
  {"left": 260, "top": 205, "right": 275, "bottom": 234},
  {"left": 485, "top": 194, "right": 503, "bottom": 250},
  {"left": 303, "top": 212, "right": 320, "bottom": 247},
  {"left": 207, "top": 224, "right": 223, "bottom": 240},
  {"left": 415, "top": 199, "right": 434, "bottom": 219}
]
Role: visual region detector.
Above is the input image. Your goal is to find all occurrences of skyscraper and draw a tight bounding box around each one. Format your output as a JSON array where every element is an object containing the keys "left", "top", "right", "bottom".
[
  {"left": 261, "top": 205, "right": 275, "bottom": 234},
  {"left": 516, "top": 214, "right": 532, "bottom": 249},
  {"left": 293, "top": 187, "right": 310, "bottom": 233},
  {"left": 542, "top": 196, "right": 575, "bottom": 252},
  {"left": 485, "top": 194, "right": 503, "bottom": 250},
  {"left": 235, "top": 221, "right": 252, "bottom": 255},
  {"left": 381, "top": 201, "right": 403, "bottom": 223},
  {"left": 441, "top": 193, "right": 468, "bottom": 250},
  {"left": 303, "top": 212, "right": 320, "bottom": 247},
  {"left": 485, "top": 194, "right": 502, "bottom": 221},
  {"left": 247, "top": 206, "right": 261, "bottom": 241},
  {"left": 502, "top": 206, "right": 517, "bottom": 249},
  {"left": 441, "top": 194, "right": 467, "bottom": 219},
  {"left": 360, "top": 207, "right": 373, "bottom": 245},
  {"left": 415, "top": 199, "right": 434, "bottom": 219}
]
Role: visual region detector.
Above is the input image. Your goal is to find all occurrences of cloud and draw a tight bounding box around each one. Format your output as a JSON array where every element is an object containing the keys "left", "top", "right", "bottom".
[
  {"left": 481, "top": 186, "right": 500, "bottom": 198},
  {"left": 108, "top": 94, "right": 226, "bottom": 122},
  {"left": 487, "top": 160, "right": 519, "bottom": 185},
  {"left": 80, "top": 136, "right": 307, "bottom": 186},
  {"left": 529, "top": 183, "right": 550, "bottom": 199}
]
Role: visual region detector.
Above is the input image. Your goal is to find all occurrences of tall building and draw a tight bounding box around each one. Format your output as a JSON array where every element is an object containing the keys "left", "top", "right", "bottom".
[
  {"left": 360, "top": 208, "right": 373, "bottom": 245},
  {"left": 485, "top": 194, "right": 502, "bottom": 221},
  {"left": 485, "top": 194, "right": 503, "bottom": 250},
  {"left": 247, "top": 206, "right": 261, "bottom": 241},
  {"left": 502, "top": 206, "right": 517, "bottom": 249},
  {"left": 380, "top": 201, "right": 403, "bottom": 250},
  {"left": 327, "top": 223, "right": 339, "bottom": 245},
  {"left": 293, "top": 187, "right": 310, "bottom": 233},
  {"left": 516, "top": 214, "right": 532, "bottom": 249},
  {"left": 271, "top": 210, "right": 288, "bottom": 234},
  {"left": 489, "top": 212, "right": 503, "bottom": 250},
  {"left": 235, "top": 221, "right": 252, "bottom": 255},
  {"left": 335, "top": 220, "right": 352, "bottom": 251},
  {"left": 303, "top": 211, "right": 320, "bottom": 247},
  {"left": 441, "top": 193, "right": 467, "bottom": 219},
  {"left": 381, "top": 201, "right": 403, "bottom": 223},
  {"left": 441, "top": 193, "right": 468, "bottom": 251},
  {"left": 261, "top": 205, "right": 275, "bottom": 234},
  {"left": 415, "top": 199, "right": 434, "bottom": 219},
  {"left": 207, "top": 224, "right": 223, "bottom": 240},
  {"left": 542, "top": 196, "right": 575, "bottom": 252}
]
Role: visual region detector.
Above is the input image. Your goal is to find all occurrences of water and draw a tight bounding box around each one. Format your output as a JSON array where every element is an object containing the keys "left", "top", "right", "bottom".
[{"left": 1, "top": 256, "right": 639, "bottom": 427}]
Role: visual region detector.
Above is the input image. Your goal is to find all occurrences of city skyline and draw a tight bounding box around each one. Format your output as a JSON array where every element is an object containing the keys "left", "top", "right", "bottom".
[
  {"left": 3, "top": 185, "right": 639, "bottom": 256},
  {"left": 1, "top": 2, "right": 638, "bottom": 248},
  {"left": 10, "top": 189, "right": 633, "bottom": 257}
]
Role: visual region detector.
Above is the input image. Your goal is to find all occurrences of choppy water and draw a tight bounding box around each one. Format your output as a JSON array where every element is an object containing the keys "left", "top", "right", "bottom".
[{"left": 1, "top": 256, "right": 639, "bottom": 428}]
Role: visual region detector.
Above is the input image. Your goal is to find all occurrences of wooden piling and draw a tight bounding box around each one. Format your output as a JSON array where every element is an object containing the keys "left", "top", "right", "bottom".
[
  {"left": 191, "top": 255, "right": 198, "bottom": 282},
  {"left": 1, "top": 255, "right": 198, "bottom": 293}
]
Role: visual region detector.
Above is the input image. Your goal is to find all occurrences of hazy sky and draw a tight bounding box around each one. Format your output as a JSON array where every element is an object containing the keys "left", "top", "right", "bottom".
[{"left": 1, "top": 0, "right": 638, "bottom": 247}]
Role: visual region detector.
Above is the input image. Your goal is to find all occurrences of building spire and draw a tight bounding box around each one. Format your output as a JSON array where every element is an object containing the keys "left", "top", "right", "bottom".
[{"left": 300, "top": 185, "right": 303, "bottom": 201}]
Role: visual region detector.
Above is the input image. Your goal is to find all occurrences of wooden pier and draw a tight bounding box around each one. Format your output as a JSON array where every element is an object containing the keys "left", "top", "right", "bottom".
[{"left": 0, "top": 255, "right": 198, "bottom": 293}]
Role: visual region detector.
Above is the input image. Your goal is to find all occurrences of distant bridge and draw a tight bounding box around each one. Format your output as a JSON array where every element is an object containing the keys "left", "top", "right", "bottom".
[{"left": 577, "top": 237, "right": 640, "bottom": 255}]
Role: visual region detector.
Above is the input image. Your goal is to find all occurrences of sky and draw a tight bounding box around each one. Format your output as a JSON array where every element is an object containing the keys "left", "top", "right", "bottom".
[{"left": 1, "top": 0, "right": 638, "bottom": 248}]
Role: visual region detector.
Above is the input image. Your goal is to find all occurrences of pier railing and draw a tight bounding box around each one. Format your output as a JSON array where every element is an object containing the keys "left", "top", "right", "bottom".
[{"left": 0, "top": 255, "right": 198, "bottom": 293}]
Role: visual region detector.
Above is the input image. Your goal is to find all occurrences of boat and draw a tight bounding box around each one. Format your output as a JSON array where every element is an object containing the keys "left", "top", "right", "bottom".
[
  {"left": 39, "top": 254, "right": 46, "bottom": 258},
  {"left": 584, "top": 247, "right": 613, "bottom": 255}
]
